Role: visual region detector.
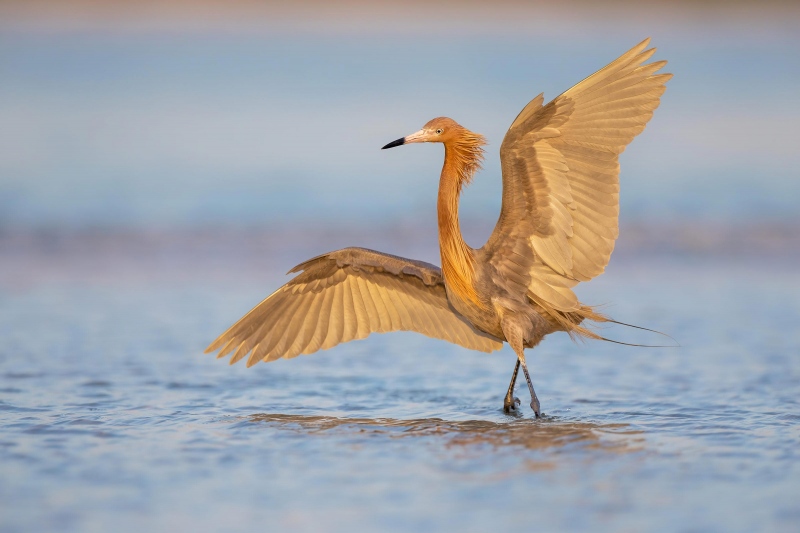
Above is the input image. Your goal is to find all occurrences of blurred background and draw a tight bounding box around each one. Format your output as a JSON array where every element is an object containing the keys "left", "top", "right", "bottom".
[
  {"left": 1, "top": 2, "right": 799, "bottom": 533},
  {"left": 2, "top": 0, "right": 798, "bottom": 272}
]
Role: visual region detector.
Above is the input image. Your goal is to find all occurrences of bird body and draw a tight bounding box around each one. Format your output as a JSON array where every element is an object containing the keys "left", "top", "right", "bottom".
[{"left": 205, "top": 39, "right": 671, "bottom": 415}]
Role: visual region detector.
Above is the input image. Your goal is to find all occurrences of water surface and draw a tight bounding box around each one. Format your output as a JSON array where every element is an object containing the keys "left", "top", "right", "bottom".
[{"left": 1, "top": 235, "right": 798, "bottom": 532}]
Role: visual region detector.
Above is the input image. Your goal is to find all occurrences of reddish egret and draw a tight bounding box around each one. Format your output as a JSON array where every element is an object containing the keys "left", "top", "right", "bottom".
[{"left": 205, "top": 39, "right": 671, "bottom": 416}]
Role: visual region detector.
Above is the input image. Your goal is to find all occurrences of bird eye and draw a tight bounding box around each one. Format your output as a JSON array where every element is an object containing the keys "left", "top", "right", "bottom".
[{"left": 435, "top": 129, "right": 443, "bottom": 135}]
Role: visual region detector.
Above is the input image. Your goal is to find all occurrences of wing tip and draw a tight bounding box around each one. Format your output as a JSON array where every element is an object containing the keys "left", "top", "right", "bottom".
[
  {"left": 632, "top": 38, "right": 655, "bottom": 62},
  {"left": 244, "top": 348, "right": 261, "bottom": 367},
  {"left": 204, "top": 338, "right": 223, "bottom": 354}
]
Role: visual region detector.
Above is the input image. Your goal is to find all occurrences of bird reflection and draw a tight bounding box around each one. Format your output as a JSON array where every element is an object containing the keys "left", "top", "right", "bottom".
[{"left": 247, "top": 413, "right": 643, "bottom": 456}]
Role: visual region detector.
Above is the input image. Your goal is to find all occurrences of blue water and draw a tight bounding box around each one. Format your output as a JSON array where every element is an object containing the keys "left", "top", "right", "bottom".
[
  {"left": 2, "top": 12, "right": 800, "bottom": 533},
  {"left": 1, "top": 231, "right": 799, "bottom": 532}
]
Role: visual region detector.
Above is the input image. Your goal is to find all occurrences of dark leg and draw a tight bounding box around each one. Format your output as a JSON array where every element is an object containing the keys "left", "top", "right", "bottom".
[
  {"left": 500, "top": 317, "right": 542, "bottom": 417},
  {"left": 519, "top": 358, "right": 541, "bottom": 417},
  {"left": 503, "top": 359, "right": 521, "bottom": 413}
]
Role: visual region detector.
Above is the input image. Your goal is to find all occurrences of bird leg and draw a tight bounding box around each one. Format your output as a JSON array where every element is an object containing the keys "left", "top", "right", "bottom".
[
  {"left": 501, "top": 317, "right": 542, "bottom": 417},
  {"left": 518, "top": 355, "right": 541, "bottom": 417},
  {"left": 503, "top": 359, "right": 521, "bottom": 413}
]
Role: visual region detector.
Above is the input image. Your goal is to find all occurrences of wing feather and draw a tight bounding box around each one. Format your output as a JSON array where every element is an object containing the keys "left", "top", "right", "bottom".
[
  {"left": 321, "top": 283, "right": 345, "bottom": 350},
  {"left": 247, "top": 291, "right": 307, "bottom": 365},
  {"left": 352, "top": 276, "right": 378, "bottom": 337},
  {"left": 215, "top": 337, "right": 239, "bottom": 360},
  {"left": 390, "top": 280, "right": 429, "bottom": 333},
  {"left": 383, "top": 277, "right": 414, "bottom": 329},
  {"left": 206, "top": 248, "right": 502, "bottom": 365},
  {"left": 339, "top": 278, "right": 359, "bottom": 344},
  {"left": 372, "top": 278, "right": 396, "bottom": 332},
  {"left": 304, "top": 284, "right": 335, "bottom": 356},
  {"left": 486, "top": 39, "right": 670, "bottom": 311},
  {"left": 287, "top": 290, "right": 324, "bottom": 357}
]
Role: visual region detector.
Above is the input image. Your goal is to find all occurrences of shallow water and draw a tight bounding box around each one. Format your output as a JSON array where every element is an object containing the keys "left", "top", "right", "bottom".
[{"left": 1, "top": 235, "right": 799, "bottom": 533}]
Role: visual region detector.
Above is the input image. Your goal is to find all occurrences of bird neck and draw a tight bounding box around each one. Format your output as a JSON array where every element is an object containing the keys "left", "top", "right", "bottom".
[{"left": 437, "top": 132, "right": 486, "bottom": 308}]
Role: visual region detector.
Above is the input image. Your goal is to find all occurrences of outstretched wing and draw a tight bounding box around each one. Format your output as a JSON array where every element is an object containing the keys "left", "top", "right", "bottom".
[
  {"left": 205, "top": 247, "right": 503, "bottom": 366},
  {"left": 482, "top": 38, "right": 671, "bottom": 312}
]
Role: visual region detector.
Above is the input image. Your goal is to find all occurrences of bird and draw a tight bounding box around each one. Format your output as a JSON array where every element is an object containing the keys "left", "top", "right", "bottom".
[{"left": 205, "top": 38, "right": 671, "bottom": 417}]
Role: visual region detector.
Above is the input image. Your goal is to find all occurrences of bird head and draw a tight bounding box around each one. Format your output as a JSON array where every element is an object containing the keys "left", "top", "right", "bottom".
[{"left": 381, "top": 117, "right": 463, "bottom": 149}]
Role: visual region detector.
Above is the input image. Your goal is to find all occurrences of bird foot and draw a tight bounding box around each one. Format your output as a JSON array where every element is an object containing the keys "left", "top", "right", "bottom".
[{"left": 503, "top": 396, "right": 521, "bottom": 413}]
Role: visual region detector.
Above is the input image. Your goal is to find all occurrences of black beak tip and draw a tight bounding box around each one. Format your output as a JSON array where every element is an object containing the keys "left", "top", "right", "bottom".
[{"left": 381, "top": 137, "right": 405, "bottom": 150}]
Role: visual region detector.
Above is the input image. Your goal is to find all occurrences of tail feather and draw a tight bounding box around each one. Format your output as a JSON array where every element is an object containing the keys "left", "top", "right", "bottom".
[
  {"left": 532, "top": 298, "right": 609, "bottom": 341},
  {"left": 535, "top": 299, "right": 678, "bottom": 348},
  {"left": 604, "top": 319, "right": 680, "bottom": 347}
]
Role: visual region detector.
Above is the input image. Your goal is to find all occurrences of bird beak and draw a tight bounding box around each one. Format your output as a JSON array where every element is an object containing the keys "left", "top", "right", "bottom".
[{"left": 381, "top": 129, "right": 426, "bottom": 149}]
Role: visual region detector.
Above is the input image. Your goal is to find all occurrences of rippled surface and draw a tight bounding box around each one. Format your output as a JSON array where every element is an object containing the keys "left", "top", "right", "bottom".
[{"left": 1, "top": 236, "right": 799, "bottom": 533}]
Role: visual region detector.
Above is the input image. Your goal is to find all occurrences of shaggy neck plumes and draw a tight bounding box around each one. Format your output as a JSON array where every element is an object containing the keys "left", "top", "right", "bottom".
[{"left": 437, "top": 130, "right": 486, "bottom": 307}]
